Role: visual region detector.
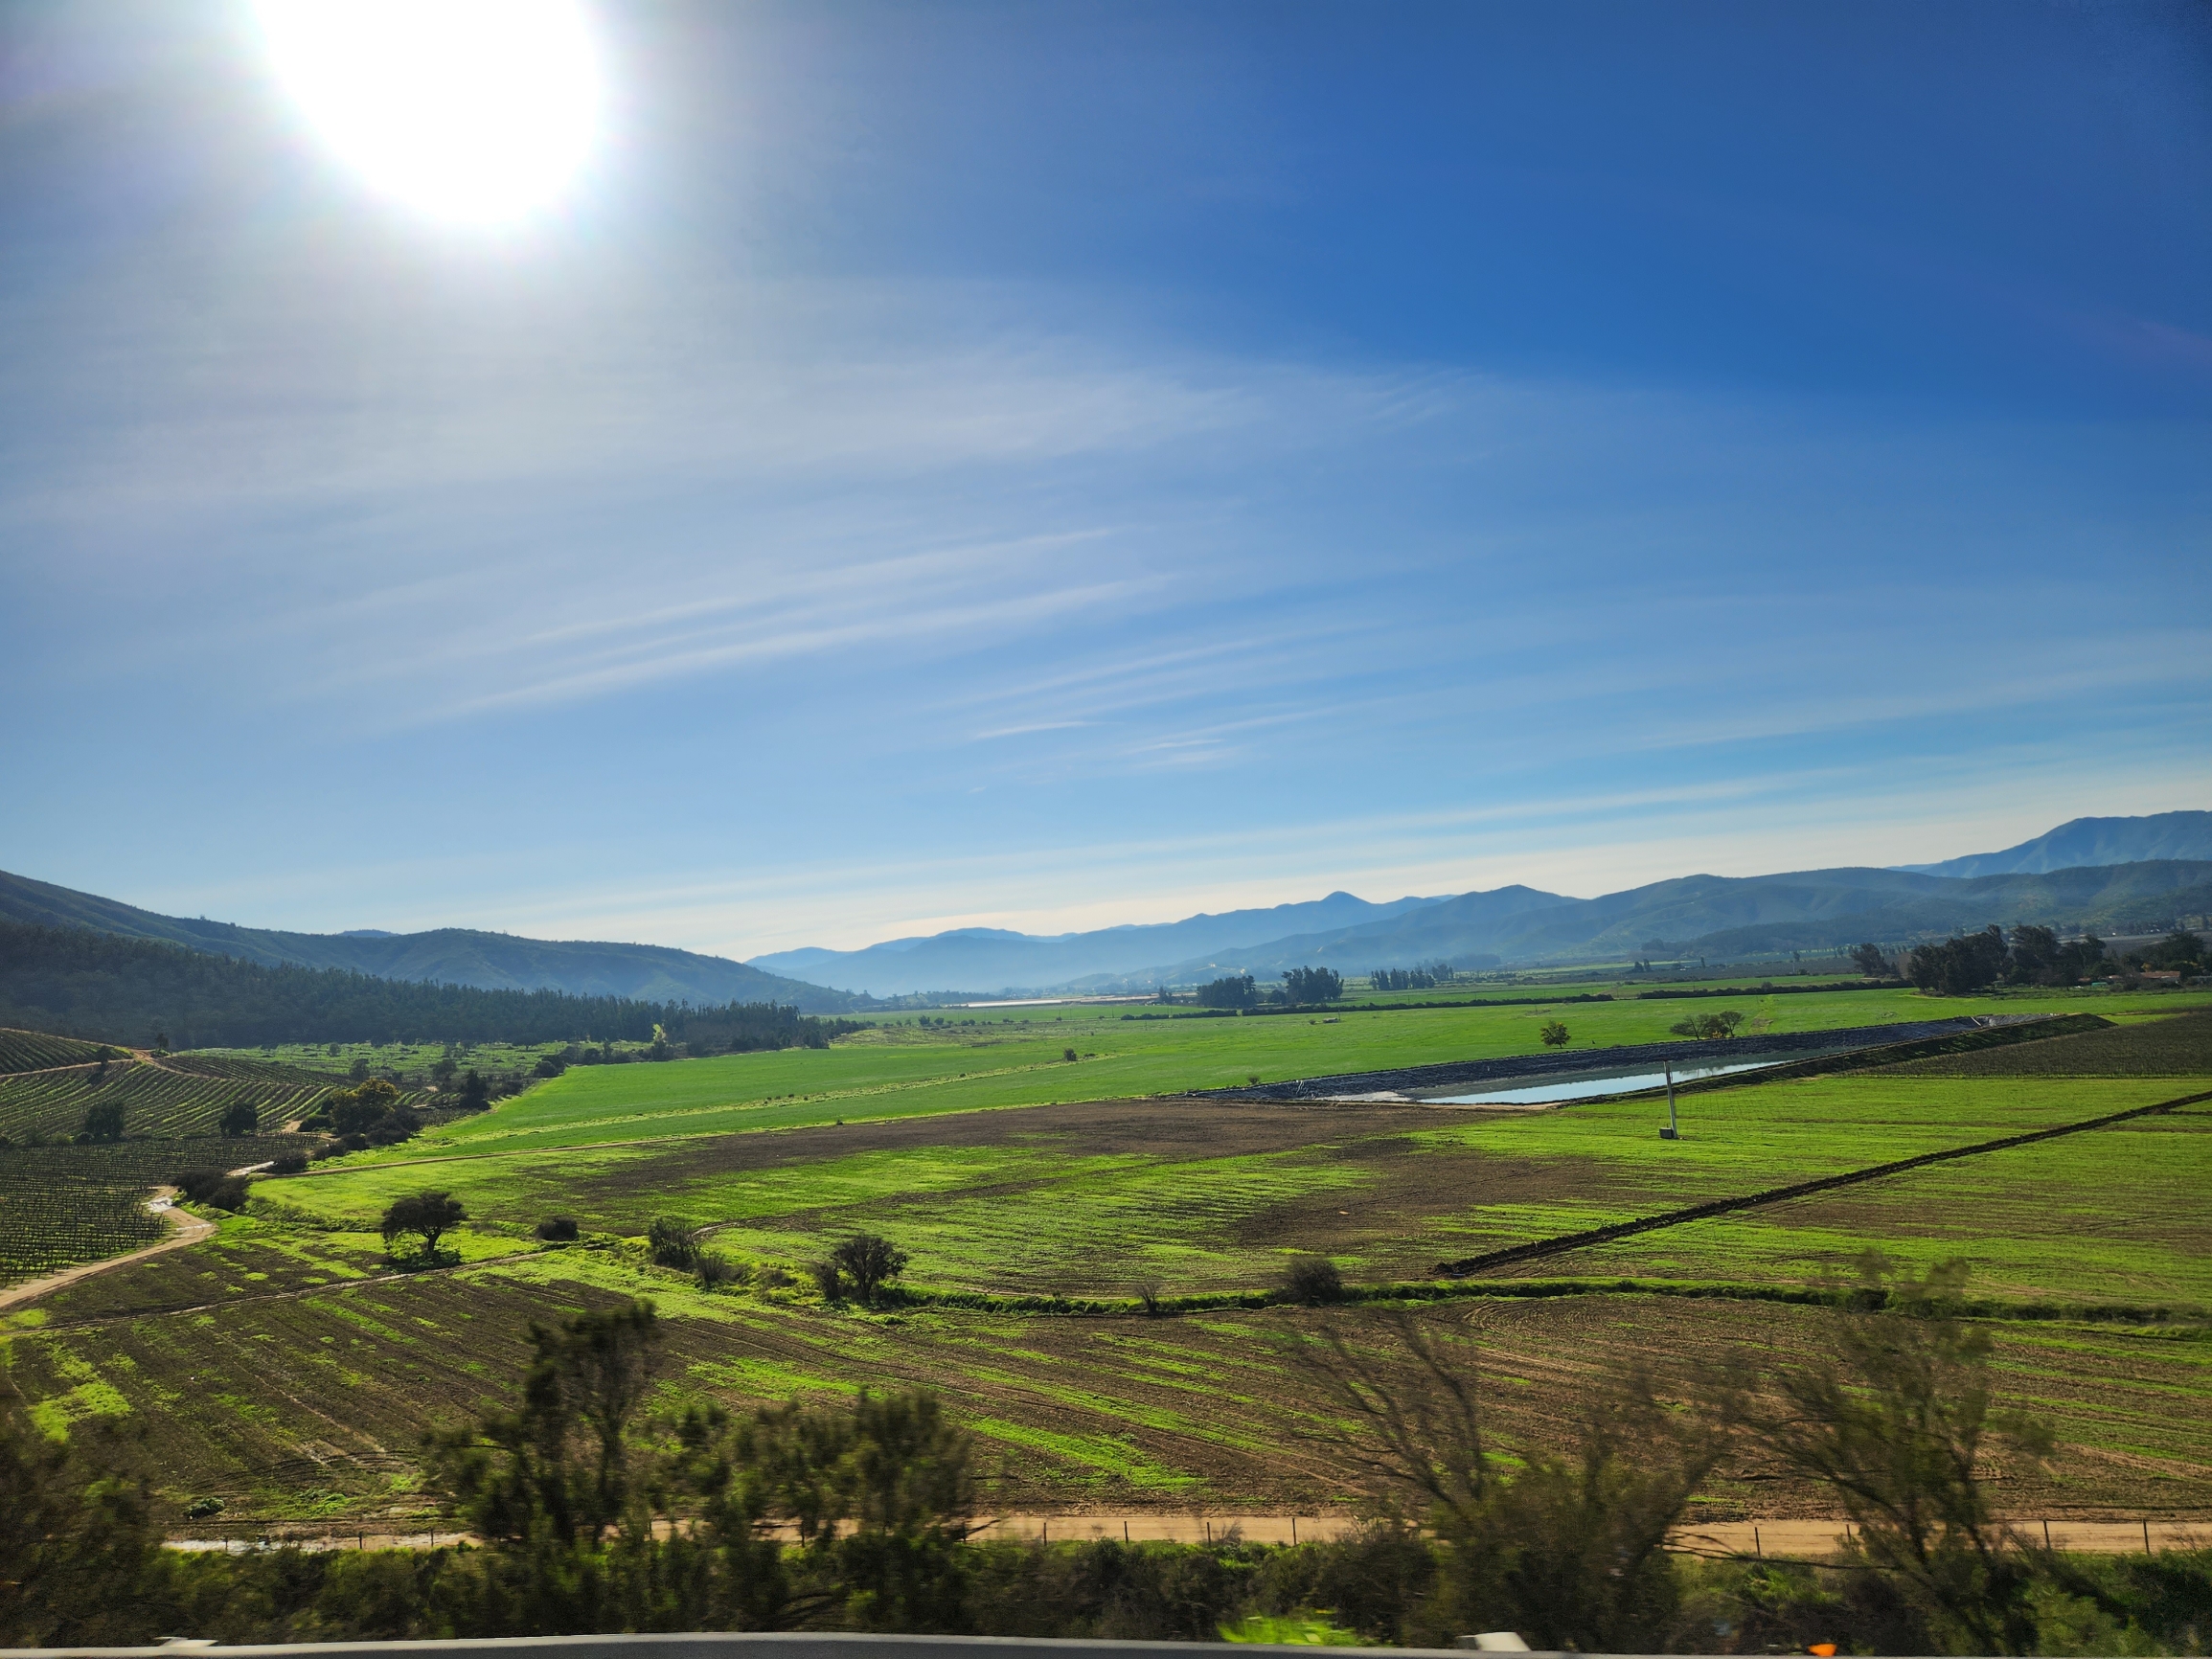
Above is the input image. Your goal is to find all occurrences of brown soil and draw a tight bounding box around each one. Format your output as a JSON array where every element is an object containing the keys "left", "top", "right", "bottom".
[{"left": 19, "top": 1260, "right": 2204, "bottom": 1527}]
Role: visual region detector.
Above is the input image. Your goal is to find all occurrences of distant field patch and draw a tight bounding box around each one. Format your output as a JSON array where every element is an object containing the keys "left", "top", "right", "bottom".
[
  {"left": 0, "top": 1027, "right": 113, "bottom": 1074},
  {"left": 320, "top": 986, "right": 2212, "bottom": 1162},
  {"left": 1879, "top": 1005, "right": 2212, "bottom": 1077}
]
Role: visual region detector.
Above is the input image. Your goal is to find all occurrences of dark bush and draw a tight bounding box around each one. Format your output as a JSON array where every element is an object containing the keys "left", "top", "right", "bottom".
[
  {"left": 217, "top": 1099, "right": 259, "bottom": 1137},
  {"left": 647, "top": 1216, "right": 699, "bottom": 1270},
  {"left": 266, "top": 1151, "right": 309, "bottom": 1175},
  {"left": 536, "top": 1216, "right": 580, "bottom": 1242},
  {"left": 173, "top": 1168, "right": 250, "bottom": 1211},
  {"left": 80, "top": 1101, "right": 125, "bottom": 1143},
  {"left": 811, "top": 1259, "right": 845, "bottom": 1302},
  {"left": 1283, "top": 1255, "right": 1343, "bottom": 1305}
]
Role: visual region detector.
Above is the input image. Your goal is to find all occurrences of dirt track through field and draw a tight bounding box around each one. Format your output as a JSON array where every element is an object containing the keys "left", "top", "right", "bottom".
[
  {"left": 1438, "top": 1085, "right": 2212, "bottom": 1277},
  {"left": 167, "top": 1514, "right": 2210, "bottom": 1557}
]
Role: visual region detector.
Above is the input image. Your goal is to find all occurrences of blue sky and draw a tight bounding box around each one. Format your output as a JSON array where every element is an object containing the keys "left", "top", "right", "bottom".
[{"left": 2, "top": 0, "right": 2206, "bottom": 957}]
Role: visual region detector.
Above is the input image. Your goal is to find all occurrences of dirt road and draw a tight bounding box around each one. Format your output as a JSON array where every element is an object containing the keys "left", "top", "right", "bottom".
[
  {"left": 0, "top": 1187, "right": 215, "bottom": 1314},
  {"left": 170, "top": 1513, "right": 2209, "bottom": 1557}
]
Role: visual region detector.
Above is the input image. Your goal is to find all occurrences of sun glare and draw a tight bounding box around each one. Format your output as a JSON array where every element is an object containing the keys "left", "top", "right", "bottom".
[{"left": 256, "top": 0, "right": 602, "bottom": 225}]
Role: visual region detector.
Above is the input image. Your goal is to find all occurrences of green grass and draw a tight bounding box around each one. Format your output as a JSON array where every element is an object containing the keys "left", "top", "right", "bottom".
[
  {"left": 305, "top": 986, "right": 2212, "bottom": 1163},
  {"left": 256, "top": 1071, "right": 2208, "bottom": 1298},
  {"left": 1557, "top": 1105, "right": 2212, "bottom": 1305}
]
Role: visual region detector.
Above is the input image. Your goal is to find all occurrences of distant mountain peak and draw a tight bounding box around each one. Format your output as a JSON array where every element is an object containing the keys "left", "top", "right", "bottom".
[{"left": 1896, "top": 810, "right": 2212, "bottom": 879}]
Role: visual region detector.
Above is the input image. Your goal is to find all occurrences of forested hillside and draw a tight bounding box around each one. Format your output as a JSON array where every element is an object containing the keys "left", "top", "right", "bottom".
[
  {"left": 0, "top": 922, "right": 859, "bottom": 1051},
  {"left": 0, "top": 868, "right": 847, "bottom": 1009}
]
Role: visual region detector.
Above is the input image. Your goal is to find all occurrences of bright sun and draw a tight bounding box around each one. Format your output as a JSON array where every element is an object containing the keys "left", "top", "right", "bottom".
[{"left": 257, "top": 0, "right": 602, "bottom": 225}]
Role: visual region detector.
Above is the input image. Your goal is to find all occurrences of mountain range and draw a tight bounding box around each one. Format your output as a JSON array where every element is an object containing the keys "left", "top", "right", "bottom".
[
  {"left": 1893, "top": 810, "right": 2212, "bottom": 878},
  {"left": 5, "top": 810, "right": 2206, "bottom": 1005},
  {"left": 0, "top": 868, "right": 846, "bottom": 1011}
]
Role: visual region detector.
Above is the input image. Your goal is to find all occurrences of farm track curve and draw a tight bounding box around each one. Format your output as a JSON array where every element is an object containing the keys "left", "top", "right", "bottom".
[{"left": 0, "top": 1187, "right": 215, "bottom": 1313}]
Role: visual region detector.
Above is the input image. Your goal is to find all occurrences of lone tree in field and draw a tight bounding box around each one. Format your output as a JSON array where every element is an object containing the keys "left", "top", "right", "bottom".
[
  {"left": 831, "top": 1233, "right": 909, "bottom": 1305},
  {"left": 1539, "top": 1020, "right": 1570, "bottom": 1047},
  {"left": 218, "top": 1098, "right": 259, "bottom": 1137},
  {"left": 1851, "top": 942, "right": 1892, "bottom": 978},
  {"left": 80, "top": 1100, "right": 125, "bottom": 1142},
  {"left": 381, "top": 1191, "right": 467, "bottom": 1261}
]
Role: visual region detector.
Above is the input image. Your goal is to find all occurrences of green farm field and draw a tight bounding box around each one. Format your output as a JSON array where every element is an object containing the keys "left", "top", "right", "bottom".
[
  {"left": 253, "top": 1073, "right": 2207, "bottom": 1298},
  {"left": 298, "top": 983, "right": 2208, "bottom": 1161},
  {"left": 4, "top": 988, "right": 2210, "bottom": 1530}
]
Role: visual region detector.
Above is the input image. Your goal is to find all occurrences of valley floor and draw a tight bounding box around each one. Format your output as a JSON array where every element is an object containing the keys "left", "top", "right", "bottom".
[{"left": 4, "top": 984, "right": 2210, "bottom": 1534}]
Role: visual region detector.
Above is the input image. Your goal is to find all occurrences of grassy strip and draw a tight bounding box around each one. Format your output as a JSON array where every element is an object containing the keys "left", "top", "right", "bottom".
[
  {"left": 1120, "top": 992, "right": 1621, "bottom": 1021},
  {"left": 1433, "top": 1079, "right": 2209, "bottom": 1278},
  {"left": 1635, "top": 979, "right": 1904, "bottom": 1000},
  {"left": 878, "top": 1275, "right": 2206, "bottom": 1325},
  {"left": 1638, "top": 1011, "right": 2114, "bottom": 1101}
]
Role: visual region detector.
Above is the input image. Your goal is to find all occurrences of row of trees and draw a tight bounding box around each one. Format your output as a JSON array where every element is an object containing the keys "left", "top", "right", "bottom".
[
  {"left": 8, "top": 1256, "right": 2202, "bottom": 1649},
  {"left": 1898, "top": 926, "right": 2103, "bottom": 994},
  {"left": 1193, "top": 968, "right": 1346, "bottom": 1009},
  {"left": 1370, "top": 964, "right": 1456, "bottom": 992},
  {"left": 0, "top": 921, "right": 859, "bottom": 1052},
  {"left": 1875, "top": 925, "right": 2204, "bottom": 995}
]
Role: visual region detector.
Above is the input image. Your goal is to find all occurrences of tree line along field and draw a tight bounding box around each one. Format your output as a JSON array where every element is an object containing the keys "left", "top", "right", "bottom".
[{"left": 3, "top": 987, "right": 2209, "bottom": 1529}]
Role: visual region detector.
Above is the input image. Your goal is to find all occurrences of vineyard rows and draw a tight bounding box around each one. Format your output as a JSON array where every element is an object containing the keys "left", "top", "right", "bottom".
[
  {"left": 0, "top": 1060, "right": 337, "bottom": 1143},
  {"left": 0, "top": 1136, "right": 299, "bottom": 1287},
  {"left": 164, "top": 1052, "right": 369, "bottom": 1088},
  {"left": 0, "top": 1026, "right": 112, "bottom": 1075}
]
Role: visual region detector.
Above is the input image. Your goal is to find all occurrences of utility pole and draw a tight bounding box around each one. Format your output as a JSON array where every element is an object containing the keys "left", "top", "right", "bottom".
[{"left": 1660, "top": 1064, "right": 1679, "bottom": 1140}]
